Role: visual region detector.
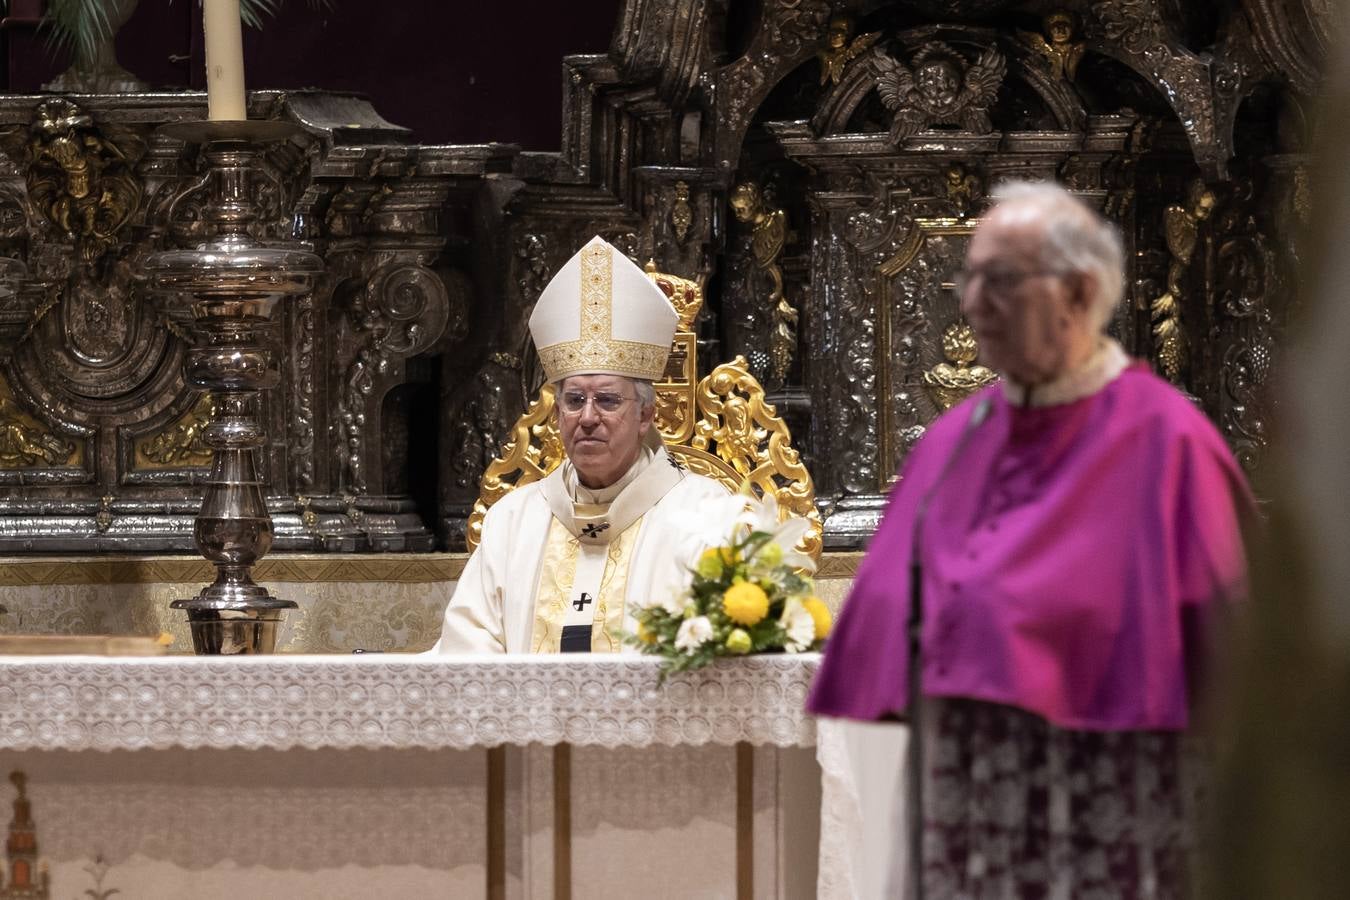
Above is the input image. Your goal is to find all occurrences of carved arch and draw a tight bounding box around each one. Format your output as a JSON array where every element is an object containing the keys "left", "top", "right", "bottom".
[{"left": 811, "top": 26, "right": 1086, "bottom": 137}]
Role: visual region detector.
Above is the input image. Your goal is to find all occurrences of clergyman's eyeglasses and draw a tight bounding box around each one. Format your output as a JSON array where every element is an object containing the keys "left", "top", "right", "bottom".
[
  {"left": 952, "top": 266, "right": 1064, "bottom": 299},
  {"left": 558, "top": 391, "right": 635, "bottom": 415}
]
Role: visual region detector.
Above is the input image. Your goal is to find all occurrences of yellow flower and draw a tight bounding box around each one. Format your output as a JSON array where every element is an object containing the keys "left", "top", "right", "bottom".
[
  {"left": 697, "top": 547, "right": 726, "bottom": 579},
  {"left": 723, "top": 581, "right": 769, "bottom": 626},
  {"left": 725, "top": 628, "right": 752, "bottom": 654},
  {"left": 802, "top": 597, "right": 832, "bottom": 641},
  {"left": 756, "top": 541, "right": 783, "bottom": 568},
  {"left": 637, "top": 622, "right": 659, "bottom": 645}
]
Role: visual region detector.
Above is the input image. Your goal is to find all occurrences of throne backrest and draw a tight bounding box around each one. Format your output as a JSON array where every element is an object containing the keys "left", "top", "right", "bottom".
[{"left": 466, "top": 264, "right": 822, "bottom": 560}]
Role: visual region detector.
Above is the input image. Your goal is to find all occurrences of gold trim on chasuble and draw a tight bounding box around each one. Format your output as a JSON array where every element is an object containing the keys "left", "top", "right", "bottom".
[
  {"left": 536, "top": 242, "right": 670, "bottom": 380},
  {"left": 530, "top": 514, "right": 643, "bottom": 653}
]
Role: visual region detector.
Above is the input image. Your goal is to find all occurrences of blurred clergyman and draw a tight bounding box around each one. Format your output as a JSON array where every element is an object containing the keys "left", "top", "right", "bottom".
[
  {"left": 809, "top": 181, "right": 1252, "bottom": 897},
  {"left": 431, "top": 237, "right": 732, "bottom": 654}
]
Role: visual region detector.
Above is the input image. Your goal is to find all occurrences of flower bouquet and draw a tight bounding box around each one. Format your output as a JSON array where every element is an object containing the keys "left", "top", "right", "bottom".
[{"left": 627, "top": 492, "right": 831, "bottom": 676}]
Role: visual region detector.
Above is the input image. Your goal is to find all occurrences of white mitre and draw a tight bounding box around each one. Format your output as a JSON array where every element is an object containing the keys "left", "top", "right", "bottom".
[{"left": 529, "top": 236, "right": 678, "bottom": 383}]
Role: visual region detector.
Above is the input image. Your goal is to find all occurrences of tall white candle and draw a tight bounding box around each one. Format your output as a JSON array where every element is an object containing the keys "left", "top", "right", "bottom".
[{"left": 203, "top": 0, "right": 247, "bottom": 120}]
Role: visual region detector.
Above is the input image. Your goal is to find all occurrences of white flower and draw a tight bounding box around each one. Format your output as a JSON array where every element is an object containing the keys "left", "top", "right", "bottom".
[
  {"left": 738, "top": 492, "right": 816, "bottom": 573},
  {"left": 670, "top": 494, "right": 751, "bottom": 548},
  {"left": 674, "top": 615, "right": 714, "bottom": 652},
  {"left": 780, "top": 599, "right": 816, "bottom": 653}
]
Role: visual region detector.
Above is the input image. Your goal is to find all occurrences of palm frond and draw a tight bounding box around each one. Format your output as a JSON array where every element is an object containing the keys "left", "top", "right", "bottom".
[
  {"left": 6, "top": 0, "right": 336, "bottom": 64},
  {"left": 242, "top": 0, "right": 332, "bottom": 27},
  {"left": 45, "top": 0, "right": 116, "bottom": 63}
]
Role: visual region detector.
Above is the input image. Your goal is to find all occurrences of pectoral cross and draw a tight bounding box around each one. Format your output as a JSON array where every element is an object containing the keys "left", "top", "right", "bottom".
[
  {"left": 580, "top": 522, "right": 610, "bottom": 539},
  {"left": 573, "top": 592, "right": 593, "bottom": 612}
]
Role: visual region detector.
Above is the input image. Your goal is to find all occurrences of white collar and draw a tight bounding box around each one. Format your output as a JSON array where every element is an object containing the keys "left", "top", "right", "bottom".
[
  {"left": 564, "top": 446, "right": 653, "bottom": 505},
  {"left": 999, "top": 337, "right": 1131, "bottom": 408}
]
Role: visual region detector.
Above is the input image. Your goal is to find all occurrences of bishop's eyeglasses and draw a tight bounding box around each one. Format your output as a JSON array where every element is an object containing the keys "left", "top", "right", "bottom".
[
  {"left": 558, "top": 391, "right": 636, "bottom": 416},
  {"left": 952, "top": 266, "right": 1065, "bottom": 300}
]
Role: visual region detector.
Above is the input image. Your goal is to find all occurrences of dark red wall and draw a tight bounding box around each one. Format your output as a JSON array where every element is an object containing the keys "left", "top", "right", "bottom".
[{"left": 2, "top": 0, "right": 623, "bottom": 148}]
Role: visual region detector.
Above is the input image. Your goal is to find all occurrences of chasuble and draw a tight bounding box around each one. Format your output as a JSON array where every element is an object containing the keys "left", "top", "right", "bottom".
[{"left": 432, "top": 445, "right": 732, "bottom": 654}]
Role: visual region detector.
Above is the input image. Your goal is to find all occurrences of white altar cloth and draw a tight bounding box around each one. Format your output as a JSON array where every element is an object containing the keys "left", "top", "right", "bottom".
[
  {"left": 0, "top": 654, "right": 854, "bottom": 900},
  {"left": 0, "top": 654, "right": 817, "bottom": 752}
]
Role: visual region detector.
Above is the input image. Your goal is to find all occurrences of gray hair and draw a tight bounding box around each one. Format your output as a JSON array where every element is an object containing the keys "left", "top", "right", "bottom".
[
  {"left": 632, "top": 378, "right": 655, "bottom": 409},
  {"left": 989, "top": 180, "right": 1125, "bottom": 331}
]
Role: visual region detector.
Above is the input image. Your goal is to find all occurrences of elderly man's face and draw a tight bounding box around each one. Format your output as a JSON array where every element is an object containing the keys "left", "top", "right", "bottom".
[
  {"left": 959, "top": 204, "right": 1095, "bottom": 385},
  {"left": 557, "top": 374, "right": 653, "bottom": 489}
]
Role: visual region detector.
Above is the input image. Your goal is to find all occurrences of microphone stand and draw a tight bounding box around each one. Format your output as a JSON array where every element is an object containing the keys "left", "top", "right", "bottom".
[{"left": 904, "top": 396, "right": 991, "bottom": 900}]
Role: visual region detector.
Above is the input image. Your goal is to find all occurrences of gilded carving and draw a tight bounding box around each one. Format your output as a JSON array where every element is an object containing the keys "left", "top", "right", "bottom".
[
  {"left": 94, "top": 495, "right": 114, "bottom": 533},
  {"left": 670, "top": 181, "right": 693, "bottom": 243},
  {"left": 24, "top": 99, "right": 140, "bottom": 265},
  {"left": 1019, "top": 11, "right": 1086, "bottom": 81},
  {"left": 136, "top": 394, "right": 214, "bottom": 468},
  {"left": 0, "top": 377, "right": 74, "bottom": 469},
  {"left": 1151, "top": 180, "right": 1215, "bottom": 385},
  {"left": 730, "top": 182, "right": 797, "bottom": 386},
  {"left": 816, "top": 14, "right": 881, "bottom": 86},
  {"left": 923, "top": 321, "right": 997, "bottom": 409},
  {"left": 944, "top": 163, "right": 982, "bottom": 217},
  {"left": 873, "top": 41, "right": 1007, "bottom": 144}
]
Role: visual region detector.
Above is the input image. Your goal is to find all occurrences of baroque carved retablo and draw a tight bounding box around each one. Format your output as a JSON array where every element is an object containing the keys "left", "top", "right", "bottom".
[
  {"left": 136, "top": 394, "right": 215, "bottom": 469},
  {"left": 730, "top": 182, "right": 798, "bottom": 386},
  {"left": 24, "top": 98, "right": 140, "bottom": 265},
  {"left": 1151, "top": 179, "right": 1216, "bottom": 385},
  {"left": 1018, "top": 11, "right": 1086, "bottom": 81},
  {"left": 817, "top": 14, "right": 882, "bottom": 86},
  {"left": 873, "top": 40, "right": 1007, "bottom": 144},
  {"left": 0, "top": 376, "right": 75, "bottom": 469},
  {"left": 923, "top": 320, "right": 998, "bottom": 410}
]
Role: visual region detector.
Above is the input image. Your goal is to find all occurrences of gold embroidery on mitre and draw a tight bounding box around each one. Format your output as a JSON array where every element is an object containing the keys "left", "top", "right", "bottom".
[{"left": 536, "top": 242, "right": 671, "bottom": 381}]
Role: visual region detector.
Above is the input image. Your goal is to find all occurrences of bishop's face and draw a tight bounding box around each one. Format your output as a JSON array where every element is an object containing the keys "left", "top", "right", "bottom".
[
  {"left": 557, "top": 374, "right": 654, "bottom": 489},
  {"left": 959, "top": 204, "right": 1096, "bottom": 386}
]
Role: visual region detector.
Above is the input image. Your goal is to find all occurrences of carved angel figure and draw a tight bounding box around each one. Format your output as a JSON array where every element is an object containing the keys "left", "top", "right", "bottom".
[
  {"left": 1151, "top": 179, "right": 1216, "bottom": 384},
  {"left": 873, "top": 41, "right": 1007, "bottom": 144},
  {"left": 817, "top": 14, "right": 882, "bottom": 86},
  {"left": 730, "top": 183, "right": 797, "bottom": 386},
  {"left": 1019, "top": 11, "right": 1086, "bottom": 81},
  {"left": 0, "top": 397, "right": 73, "bottom": 468},
  {"left": 24, "top": 98, "right": 140, "bottom": 265},
  {"left": 945, "top": 162, "right": 982, "bottom": 217}
]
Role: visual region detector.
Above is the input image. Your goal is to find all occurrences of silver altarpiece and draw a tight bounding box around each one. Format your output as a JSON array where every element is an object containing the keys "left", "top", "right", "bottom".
[{"left": 0, "top": 0, "right": 1322, "bottom": 554}]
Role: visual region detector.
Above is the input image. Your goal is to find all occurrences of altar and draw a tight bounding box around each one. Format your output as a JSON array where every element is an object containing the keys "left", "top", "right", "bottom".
[{"left": 0, "top": 654, "right": 857, "bottom": 900}]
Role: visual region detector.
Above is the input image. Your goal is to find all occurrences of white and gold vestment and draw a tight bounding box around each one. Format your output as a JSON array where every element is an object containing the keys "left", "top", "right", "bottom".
[{"left": 431, "top": 445, "right": 730, "bottom": 654}]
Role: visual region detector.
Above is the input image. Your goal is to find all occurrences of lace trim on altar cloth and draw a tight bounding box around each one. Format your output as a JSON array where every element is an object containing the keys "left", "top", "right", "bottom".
[{"left": 0, "top": 655, "right": 819, "bottom": 753}]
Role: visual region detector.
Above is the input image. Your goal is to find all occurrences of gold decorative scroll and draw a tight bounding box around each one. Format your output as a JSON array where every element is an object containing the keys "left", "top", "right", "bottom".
[
  {"left": 0, "top": 373, "right": 78, "bottom": 469},
  {"left": 646, "top": 262, "right": 704, "bottom": 444},
  {"left": 135, "top": 393, "right": 215, "bottom": 469}
]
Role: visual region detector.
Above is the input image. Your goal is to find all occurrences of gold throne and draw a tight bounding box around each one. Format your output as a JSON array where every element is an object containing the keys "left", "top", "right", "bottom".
[{"left": 466, "top": 263, "right": 822, "bottom": 559}]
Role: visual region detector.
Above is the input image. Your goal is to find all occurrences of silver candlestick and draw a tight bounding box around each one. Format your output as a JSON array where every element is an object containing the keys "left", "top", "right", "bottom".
[{"left": 143, "top": 120, "right": 322, "bottom": 654}]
